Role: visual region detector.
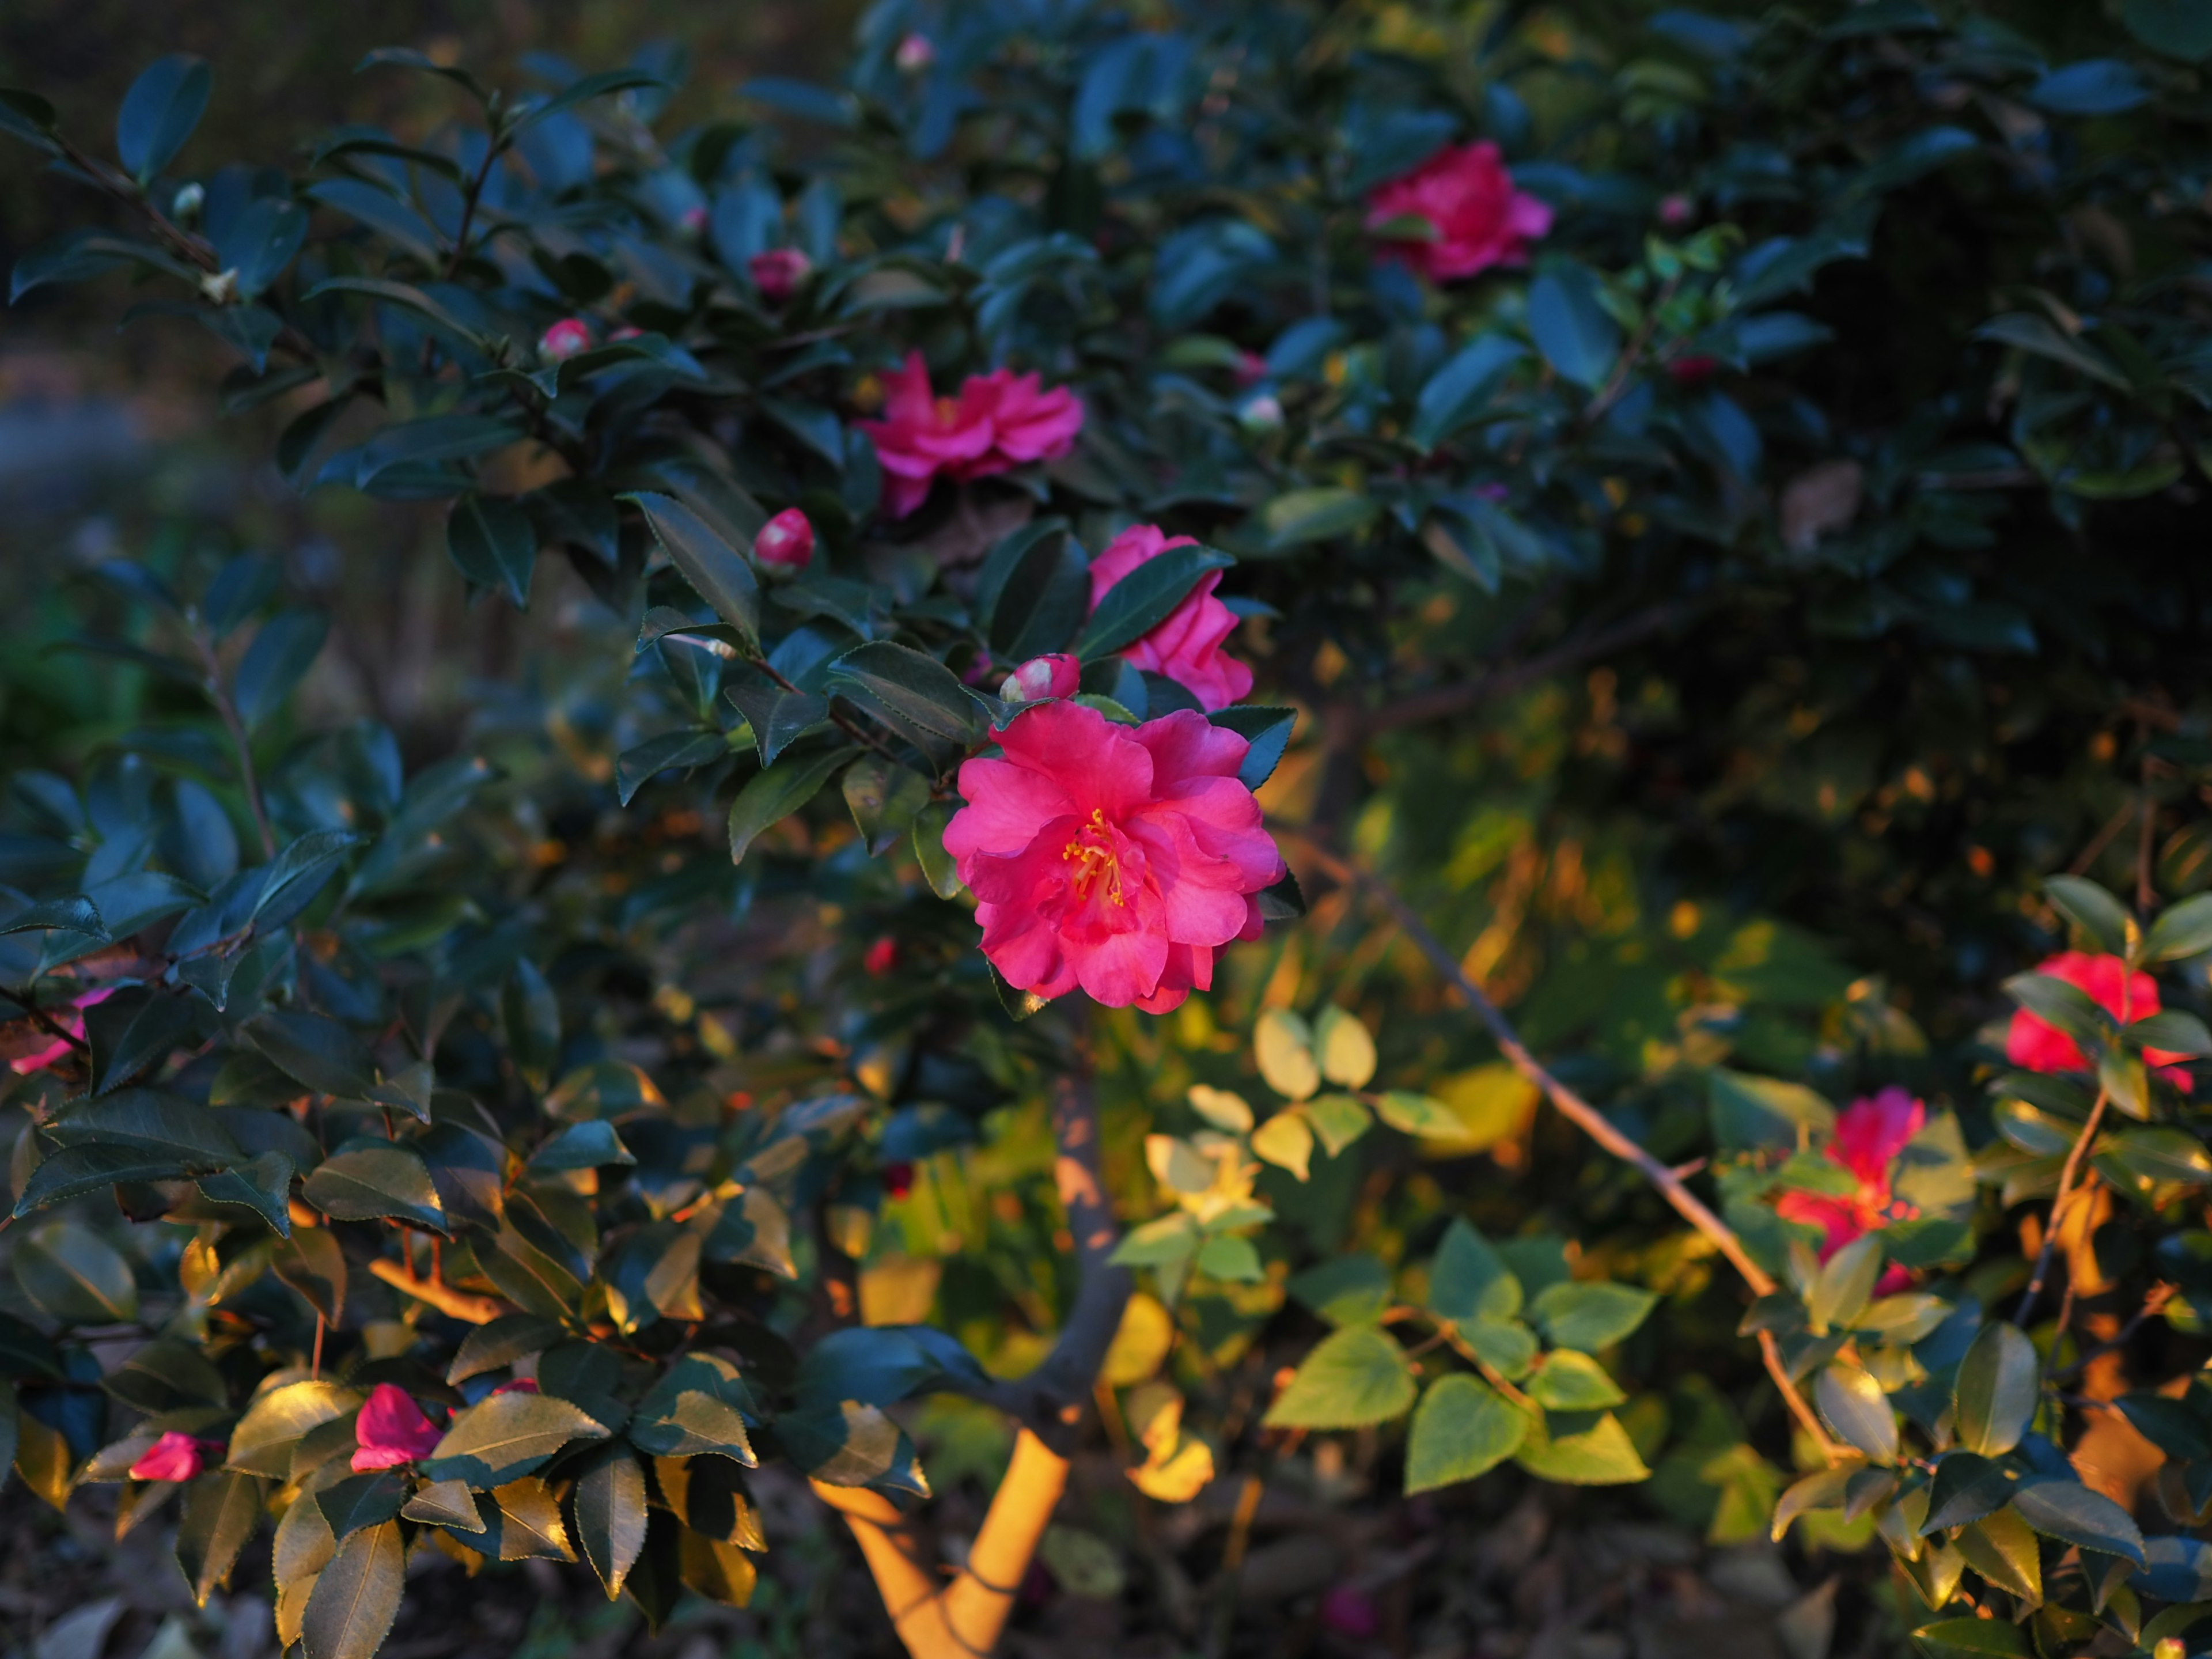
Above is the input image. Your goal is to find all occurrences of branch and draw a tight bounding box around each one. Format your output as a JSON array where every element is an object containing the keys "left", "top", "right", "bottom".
[
  {"left": 0, "top": 984, "right": 91, "bottom": 1055},
  {"left": 813, "top": 1020, "right": 1127, "bottom": 1658},
  {"left": 1357, "top": 599, "right": 1702, "bottom": 739},
  {"left": 366, "top": 1257, "right": 511, "bottom": 1324},
  {"left": 1288, "top": 834, "right": 1841, "bottom": 1464},
  {"left": 2014, "top": 1087, "right": 2111, "bottom": 1330}
]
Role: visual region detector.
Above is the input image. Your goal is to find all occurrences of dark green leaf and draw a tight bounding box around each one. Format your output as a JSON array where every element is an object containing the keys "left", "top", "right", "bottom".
[
  {"left": 176, "top": 1469, "right": 260, "bottom": 1607},
  {"left": 1527, "top": 265, "right": 1620, "bottom": 389},
  {"left": 1404, "top": 1373, "right": 1527, "bottom": 1493},
  {"left": 1206, "top": 706, "right": 1296, "bottom": 791},
  {"left": 1409, "top": 336, "right": 1527, "bottom": 452},
  {"left": 2010, "top": 1477, "right": 2144, "bottom": 1563},
  {"left": 12, "top": 1220, "right": 138, "bottom": 1323},
  {"left": 912, "top": 801, "right": 961, "bottom": 899},
  {"left": 419, "top": 1391, "right": 609, "bottom": 1487},
  {"left": 304, "top": 179, "right": 443, "bottom": 267},
  {"left": 1921, "top": 1450, "right": 2014, "bottom": 1533},
  {"left": 528, "top": 1121, "right": 634, "bottom": 1173},
  {"left": 2126, "top": 0, "right": 2212, "bottom": 60},
  {"left": 446, "top": 1316, "right": 565, "bottom": 1385},
  {"left": 724, "top": 668, "right": 829, "bottom": 767},
  {"left": 1256, "top": 490, "right": 1376, "bottom": 554},
  {"left": 244, "top": 1010, "right": 374, "bottom": 1097},
  {"left": 318, "top": 414, "right": 520, "bottom": 493},
  {"left": 317, "top": 1469, "right": 408, "bottom": 1540},
  {"left": 301, "top": 278, "right": 488, "bottom": 350},
  {"left": 618, "top": 730, "right": 727, "bottom": 806},
  {"left": 2145, "top": 893, "right": 2212, "bottom": 963},
  {"left": 301, "top": 1142, "right": 445, "bottom": 1232},
  {"left": 300, "top": 1519, "right": 404, "bottom": 1659},
  {"left": 446, "top": 495, "right": 537, "bottom": 608},
  {"left": 841, "top": 755, "right": 931, "bottom": 856},
  {"left": 15, "top": 1145, "right": 198, "bottom": 1217},
  {"left": 271, "top": 1226, "right": 345, "bottom": 1322},
  {"left": 976, "top": 521, "right": 1087, "bottom": 659},
  {"left": 728, "top": 746, "right": 855, "bottom": 865},
  {"left": 196, "top": 1150, "right": 297, "bottom": 1235},
  {"left": 1815, "top": 1361, "right": 1897, "bottom": 1462},
  {"left": 625, "top": 491, "right": 761, "bottom": 649},
  {"left": 572, "top": 1448, "right": 649, "bottom": 1597},
  {"left": 233, "top": 611, "right": 328, "bottom": 728},
  {"left": 1074, "top": 545, "right": 1234, "bottom": 657},
  {"left": 510, "top": 67, "right": 668, "bottom": 137},
  {"left": 117, "top": 56, "right": 210, "bottom": 184},
  {"left": 1, "top": 895, "right": 107, "bottom": 942},
  {"left": 1908, "top": 1618, "right": 2029, "bottom": 1658},
  {"left": 354, "top": 48, "right": 488, "bottom": 103},
  {"left": 629, "top": 1354, "right": 757, "bottom": 1464},
  {"left": 1954, "top": 1322, "right": 2038, "bottom": 1457},
  {"left": 2043, "top": 875, "right": 2132, "bottom": 956},
  {"left": 826, "top": 642, "right": 984, "bottom": 747},
  {"left": 1427, "top": 1219, "right": 1522, "bottom": 1325}
]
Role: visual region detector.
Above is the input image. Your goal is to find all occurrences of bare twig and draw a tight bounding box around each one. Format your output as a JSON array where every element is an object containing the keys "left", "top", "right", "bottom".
[
  {"left": 366, "top": 1257, "right": 512, "bottom": 1324},
  {"left": 1289, "top": 835, "right": 1842, "bottom": 1464},
  {"left": 2049, "top": 1283, "right": 2176, "bottom": 1384},
  {"left": 0, "top": 984, "right": 92, "bottom": 1054},
  {"left": 2014, "top": 1088, "right": 2110, "bottom": 1330}
]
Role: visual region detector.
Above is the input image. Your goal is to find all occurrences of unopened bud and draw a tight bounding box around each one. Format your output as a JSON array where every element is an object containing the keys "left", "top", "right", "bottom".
[
  {"left": 748, "top": 247, "right": 812, "bottom": 305},
  {"left": 999, "top": 653, "right": 1080, "bottom": 704},
  {"left": 896, "top": 33, "right": 935, "bottom": 73},
  {"left": 539, "top": 317, "right": 591, "bottom": 361},
  {"left": 198, "top": 268, "right": 238, "bottom": 306},
  {"left": 1238, "top": 392, "right": 1283, "bottom": 432},
  {"left": 1658, "top": 192, "right": 1695, "bottom": 229},
  {"left": 752, "top": 507, "right": 815, "bottom": 571},
  {"left": 171, "top": 181, "right": 204, "bottom": 222}
]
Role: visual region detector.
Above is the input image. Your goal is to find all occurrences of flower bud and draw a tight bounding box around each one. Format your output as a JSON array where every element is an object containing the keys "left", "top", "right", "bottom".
[
  {"left": 1237, "top": 392, "right": 1283, "bottom": 432},
  {"left": 680, "top": 204, "right": 708, "bottom": 236},
  {"left": 896, "top": 33, "right": 935, "bottom": 73},
  {"left": 171, "top": 181, "right": 204, "bottom": 222},
  {"left": 1666, "top": 355, "right": 1718, "bottom": 387},
  {"left": 752, "top": 507, "right": 815, "bottom": 570},
  {"left": 539, "top": 317, "right": 592, "bottom": 361},
  {"left": 999, "top": 653, "right": 1081, "bottom": 704},
  {"left": 1235, "top": 350, "right": 1268, "bottom": 385},
  {"left": 748, "top": 247, "right": 812, "bottom": 305},
  {"left": 883, "top": 1161, "right": 915, "bottom": 1198},
  {"left": 1658, "top": 192, "right": 1695, "bottom": 229},
  {"left": 864, "top": 936, "right": 899, "bottom": 976}
]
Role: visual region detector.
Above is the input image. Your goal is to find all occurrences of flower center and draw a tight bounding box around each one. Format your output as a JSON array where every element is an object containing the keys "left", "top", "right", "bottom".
[
  {"left": 934, "top": 395, "right": 963, "bottom": 427},
  {"left": 1062, "top": 808, "right": 1127, "bottom": 907}
]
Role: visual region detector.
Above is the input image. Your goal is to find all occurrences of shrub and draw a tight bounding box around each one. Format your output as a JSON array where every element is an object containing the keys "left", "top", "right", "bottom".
[{"left": 2, "top": 2, "right": 2210, "bottom": 1656}]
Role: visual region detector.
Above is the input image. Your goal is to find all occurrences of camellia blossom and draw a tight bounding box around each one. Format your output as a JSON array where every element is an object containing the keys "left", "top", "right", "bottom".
[
  {"left": 999, "top": 653, "right": 1080, "bottom": 704},
  {"left": 1088, "top": 525, "right": 1254, "bottom": 712},
  {"left": 753, "top": 507, "right": 815, "bottom": 570},
  {"left": 749, "top": 248, "right": 811, "bottom": 304},
  {"left": 1774, "top": 1086, "right": 1926, "bottom": 1293},
  {"left": 130, "top": 1431, "right": 225, "bottom": 1483},
  {"left": 539, "top": 317, "right": 592, "bottom": 361},
  {"left": 944, "top": 700, "right": 1285, "bottom": 1014},
  {"left": 857, "top": 352, "right": 1084, "bottom": 519},
  {"left": 9, "top": 984, "right": 114, "bottom": 1074},
  {"left": 863, "top": 936, "right": 900, "bottom": 976},
  {"left": 350, "top": 1383, "right": 442, "bottom": 1471},
  {"left": 2006, "top": 950, "right": 2194, "bottom": 1088},
  {"left": 1365, "top": 141, "right": 1554, "bottom": 283}
]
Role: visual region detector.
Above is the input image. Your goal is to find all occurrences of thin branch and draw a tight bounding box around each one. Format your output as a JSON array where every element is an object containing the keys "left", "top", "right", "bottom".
[
  {"left": 2067, "top": 798, "right": 2136, "bottom": 878},
  {"left": 2014, "top": 1088, "right": 2110, "bottom": 1330},
  {"left": 2048, "top": 1283, "right": 2176, "bottom": 1385},
  {"left": 0, "top": 984, "right": 91, "bottom": 1054},
  {"left": 1357, "top": 599, "right": 1702, "bottom": 739},
  {"left": 1289, "top": 835, "right": 1841, "bottom": 1464},
  {"left": 366, "top": 1257, "right": 511, "bottom": 1324}
]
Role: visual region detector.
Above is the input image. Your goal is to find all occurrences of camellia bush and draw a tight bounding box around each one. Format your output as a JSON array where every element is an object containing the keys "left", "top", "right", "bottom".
[{"left": 3, "top": 1, "right": 2212, "bottom": 1655}]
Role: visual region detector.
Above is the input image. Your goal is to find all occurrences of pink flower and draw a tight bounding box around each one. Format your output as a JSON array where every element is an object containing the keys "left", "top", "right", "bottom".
[
  {"left": 1320, "top": 1584, "right": 1381, "bottom": 1638},
  {"left": 1774, "top": 1087, "right": 1926, "bottom": 1294},
  {"left": 1234, "top": 351, "right": 1268, "bottom": 385},
  {"left": 130, "top": 1431, "right": 225, "bottom": 1483},
  {"left": 490, "top": 1377, "right": 539, "bottom": 1396},
  {"left": 999, "top": 653, "right": 1081, "bottom": 704},
  {"left": 896, "top": 33, "right": 935, "bottom": 73},
  {"left": 681, "top": 204, "right": 708, "bottom": 235},
  {"left": 884, "top": 1161, "right": 915, "bottom": 1199},
  {"left": 1668, "top": 355, "right": 1719, "bottom": 387},
  {"left": 9, "top": 985, "right": 114, "bottom": 1074},
  {"left": 350, "top": 1383, "right": 442, "bottom": 1471},
  {"left": 863, "top": 937, "right": 900, "bottom": 976},
  {"left": 753, "top": 507, "right": 815, "bottom": 570},
  {"left": 1365, "top": 142, "right": 1553, "bottom": 282},
  {"left": 539, "top": 318, "right": 592, "bottom": 361},
  {"left": 944, "top": 700, "right": 1285, "bottom": 1014},
  {"left": 1658, "top": 192, "right": 1696, "bottom": 229},
  {"left": 857, "top": 353, "right": 1084, "bottom": 519},
  {"left": 2006, "top": 950, "right": 2193, "bottom": 1088},
  {"left": 1086, "top": 525, "right": 1254, "bottom": 713},
  {"left": 749, "top": 248, "right": 812, "bottom": 304}
]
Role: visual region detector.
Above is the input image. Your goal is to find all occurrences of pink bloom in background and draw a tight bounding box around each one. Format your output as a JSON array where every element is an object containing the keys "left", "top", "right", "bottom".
[
  {"left": 753, "top": 507, "right": 815, "bottom": 570},
  {"left": 2006, "top": 950, "right": 2194, "bottom": 1088},
  {"left": 351, "top": 1384, "right": 442, "bottom": 1471},
  {"left": 1365, "top": 141, "right": 1553, "bottom": 282},
  {"left": 9, "top": 985, "right": 114, "bottom": 1074},
  {"left": 749, "top": 248, "right": 811, "bottom": 304},
  {"left": 129, "top": 1431, "right": 224, "bottom": 1483},
  {"left": 858, "top": 353, "right": 1084, "bottom": 519},
  {"left": 1320, "top": 1584, "right": 1382, "bottom": 1639},
  {"left": 896, "top": 33, "right": 935, "bottom": 73},
  {"left": 1774, "top": 1086, "right": 1926, "bottom": 1294},
  {"left": 863, "top": 936, "right": 900, "bottom": 976},
  {"left": 539, "top": 317, "right": 592, "bottom": 361},
  {"left": 999, "top": 653, "right": 1081, "bottom": 704},
  {"left": 490, "top": 1377, "right": 539, "bottom": 1396},
  {"left": 944, "top": 700, "right": 1285, "bottom": 1014},
  {"left": 1088, "top": 525, "right": 1255, "bottom": 713},
  {"left": 680, "top": 204, "right": 709, "bottom": 235}
]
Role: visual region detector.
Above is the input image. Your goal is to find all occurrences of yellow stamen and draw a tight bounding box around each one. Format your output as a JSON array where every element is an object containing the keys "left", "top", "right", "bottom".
[{"left": 1062, "top": 808, "right": 1126, "bottom": 906}]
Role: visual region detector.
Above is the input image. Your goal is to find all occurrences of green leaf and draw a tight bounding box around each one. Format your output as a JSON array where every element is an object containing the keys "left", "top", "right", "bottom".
[
  {"left": 2130, "top": 1009, "right": 2212, "bottom": 1057},
  {"left": 1528, "top": 1281, "right": 1658, "bottom": 1351},
  {"left": 976, "top": 521, "right": 1088, "bottom": 659},
  {"left": 301, "top": 1519, "right": 405, "bottom": 1659},
  {"left": 727, "top": 745, "right": 856, "bottom": 865},
  {"left": 1909, "top": 1618, "right": 2029, "bottom": 1658},
  {"left": 1460, "top": 1317, "right": 1540, "bottom": 1379},
  {"left": 826, "top": 642, "right": 986, "bottom": 748},
  {"left": 1195, "top": 1234, "right": 1264, "bottom": 1282},
  {"left": 419, "top": 1390, "right": 609, "bottom": 1487},
  {"left": 1975, "top": 313, "right": 2128, "bottom": 390},
  {"left": 1957, "top": 1506, "right": 2042, "bottom": 1606},
  {"left": 1287, "top": 1254, "right": 1392, "bottom": 1325},
  {"left": 2125, "top": 0, "right": 2212, "bottom": 60},
  {"left": 301, "top": 278, "right": 488, "bottom": 351},
  {"left": 509, "top": 67, "right": 669, "bottom": 137},
  {"left": 573, "top": 1448, "right": 649, "bottom": 1599},
  {"left": 1074, "top": 544, "right": 1234, "bottom": 656},
  {"left": 400, "top": 1477, "right": 483, "bottom": 1532},
  {"left": 1, "top": 894, "right": 107, "bottom": 942},
  {"left": 252, "top": 829, "right": 364, "bottom": 927},
  {"left": 1527, "top": 265, "right": 1620, "bottom": 389},
  {"left": 271, "top": 1227, "right": 345, "bottom": 1323},
  {"left": 1374, "top": 1090, "right": 1463, "bottom": 1138},
  {"left": 446, "top": 495, "right": 538, "bottom": 609},
  {"left": 1807, "top": 1232, "right": 1883, "bottom": 1332},
  {"left": 355, "top": 47, "right": 489, "bottom": 103},
  {"left": 2141, "top": 902, "right": 2212, "bottom": 968},
  {"left": 2009, "top": 1477, "right": 2145, "bottom": 1564},
  {"left": 1205, "top": 705, "right": 1296, "bottom": 791},
  {"left": 1815, "top": 1360, "right": 1897, "bottom": 1463},
  {"left": 631, "top": 1354, "right": 757, "bottom": 1464},
  {"left": 1953, "top": 1320, "right": 2038, "bottom": 1458},
  {"left": 1771, "top": 1465, "right": 1853, "bottom": 1540},
  {"left": 1512, "top": 1407, "right": 1649, "bottom": 1484},
  {"left": 1527, "top": 1350, "right": 1626, "bottom": 1410},
  {"left": 1253, "top": 1008, "right": 1319, "bottom": 1100},
  {"left": 1707, "top": 1069, "right": 1835, "bottom": 1150},
  {"left": 626, "top": 491, "right": 761, "bottom": 649},
  {"left": 841, "top": 755, "right": 933, "bottom": 857},
  {"left": 14, "top": 1145, "right": 203, "bottom": 1216},
  {"left": 1256, "top": 489, "right": 1377, "bottom": 554},
  {"left": 1408, "top": 336, "right": 1527, "bottom": 452},
  {"left": 446, "top": 1316, "right": 565, "bottom": 1385},
  {"left": 12, "top": 1220, "right": 138, "bottom": 1324},
  {"left": 176, "top": 1469, "right": 261, "bottom": 1607},
  {"left": 2097, "top": 1125, "right": 2212, "bottom": 1195},
  {"left": 1312, "top": 1006, "right": 1376, "bottom": 1089},
  {"left": 528, "top": 1121, "right": 634, "bottom": 1173},
  {"left": 304, "top": 179, "right": 443, "bottom": 267},
  {"left": 1404, "top": 1374, "right": 1527, "bottom": 1493},
  {"left": 243, "top": 1010, "right": 374, "bottom": 1096},
  {"left": 1261, "top": 1326, "right": 1416, "bottom": 1429},
  {"left": 301, "top": 1142, "right": 446, "bottom": 1232},
  {"left": 319, "top": 413, "right": 521, "bottom": 494},
  {"left": 2043, "top": 875, "right": 2133, "bottom": 956},
  {"left": 317, "top": 1469, "right": 408, "bottom": 1540},
  {"left": 617, "top": 729, "right": 729, "bottom": 806},
  {"left": 1427, "top": 1219, "right": 1523, "bottom": 1324},
  {"left": 723, "top": 668, "right": 828, "bottom": 767},
  {"left": 117, "top": 55, "right": 210, "bottom": 184},
  {"left": 1922, "top": 1450, "right": 2014, "bottom": 1533},
  {"left": 226, "top": 1381, "right": 361, "bottom": 1477}
]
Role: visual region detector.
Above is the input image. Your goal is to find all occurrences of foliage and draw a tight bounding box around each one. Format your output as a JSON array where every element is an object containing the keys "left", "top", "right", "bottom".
[{"left": 2, "top": 1, "right": 2211, "bottom": 1654}]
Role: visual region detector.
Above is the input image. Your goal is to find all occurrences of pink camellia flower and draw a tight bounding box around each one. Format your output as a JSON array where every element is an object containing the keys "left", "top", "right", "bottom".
[
  {"left": 753, "top": 507, "right": 815, "bottom": 570},
  {"left": 1774, "top": 1086, "right": 1926, "bottom": 1294},
  {"left": 863, "top": 937, "right": 900, "bottom": 977},
  {"left": 1087, "top": 525, "right": 1255, "bottom": 713},
  {"left": 129, "top": 1431, "right": 225, "bottom": 1483},
  {"left": 539, "top": 317, "right": 592, "bottom": 361},
  {"left": 944, "top": 700, "right": 1285, "bottom": 1014},
  {"left": 1234, "top": 350, "right": 1268, "bottom": 385},
  {"left": 1365, "top": 141, "right": 1553, "bottom": 282},
  {"left": 350, "top": 1383, "right": 442, "bottom": 1471},
  {"left": 2007, "top": 950, "right": 2194, "bottom": 1089},
  {"left": 1658, "top": 192, "right": 1696, "bottom": 229},
  {"left": 999, "top": 653, "right": 1081, "bottom": 704},
  {"left": 749, "top": 247, "right": 812, "bottom": 304},
  {"left": 857, "top": 352, "right": 1084, "bottom": 519},
  {"left": 895, "top": 33, "right": 935, "bottom": 73},
  {"left": 9, "top": 984, "right": 115, "bottom": 1074}
]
